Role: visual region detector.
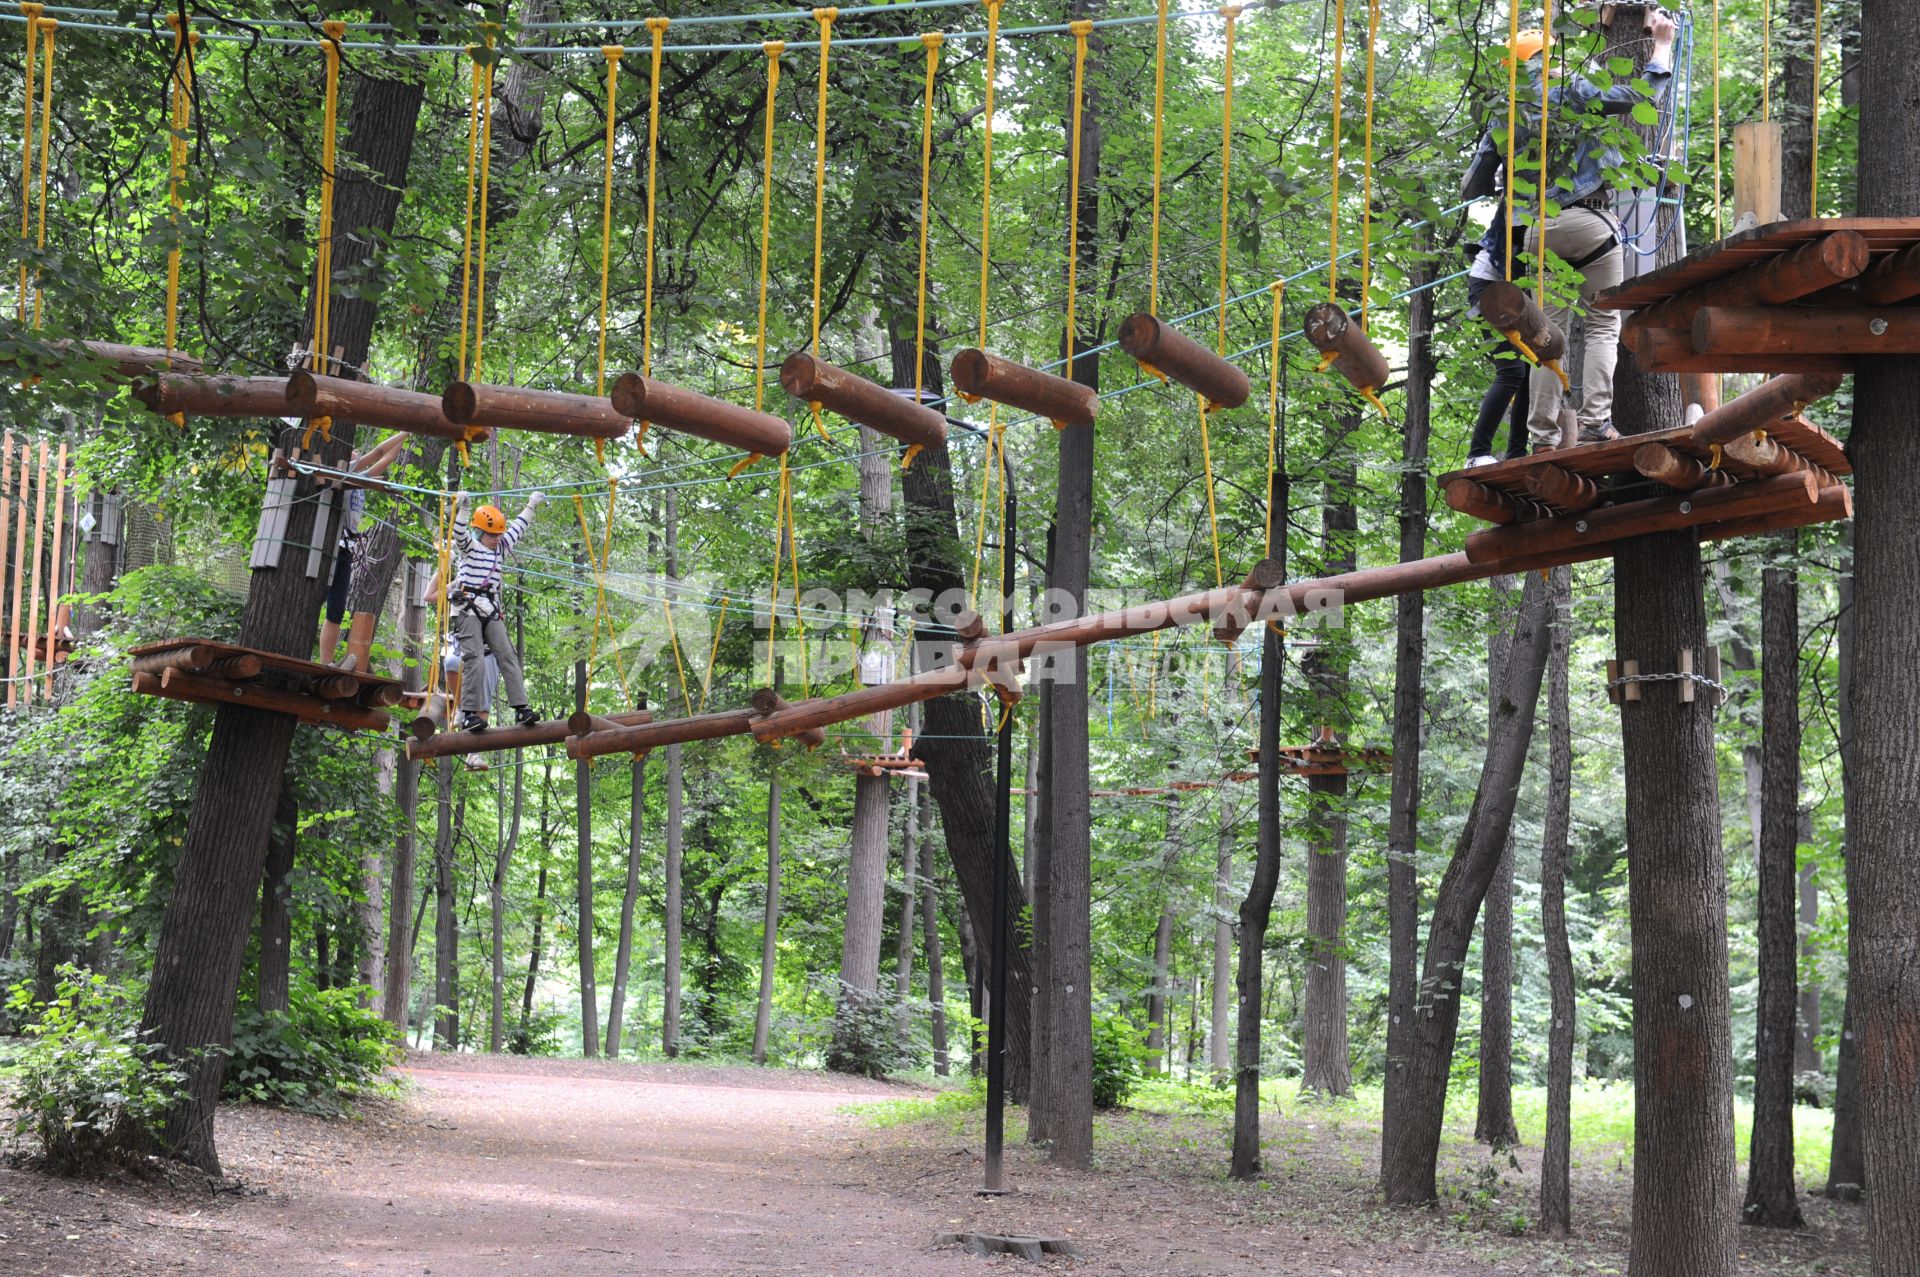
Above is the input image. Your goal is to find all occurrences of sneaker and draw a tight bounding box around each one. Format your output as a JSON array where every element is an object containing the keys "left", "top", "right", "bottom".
[
  {"left": 1464, "top": 454, "right": 1498, "bottom": 469},
  {"left": 1578, "top": 420, "right": 1621, "bottom": 444},
  {"left": 460, "top": 712, "right": 489, "bottom": 733},
  {"left": 511, "top": 705, "right": 540, "bottom": 727}
]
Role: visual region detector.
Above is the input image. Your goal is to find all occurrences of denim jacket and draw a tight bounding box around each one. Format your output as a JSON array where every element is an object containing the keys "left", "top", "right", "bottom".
[{"left": 1460, "top": 57, "right": 1672, "bottom": 211}]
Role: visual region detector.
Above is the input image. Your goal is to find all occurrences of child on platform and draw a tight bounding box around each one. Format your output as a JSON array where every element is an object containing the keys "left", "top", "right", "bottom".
[
  {"left": 428, "top": 489, "right": 545, "bottom": 732},
  {"left": 1463, "top": 209, "right": 1530, "bottom": 468},
  {"left": 318, "top": 431, "right": 407, "bottom": 668}
]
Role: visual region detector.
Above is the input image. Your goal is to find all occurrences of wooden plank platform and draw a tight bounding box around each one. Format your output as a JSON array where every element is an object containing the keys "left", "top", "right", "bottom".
[
  {"left": 129, "top": 638, "right": 401, "bottom": 732},
  {"left": 1597, "top": 217, "right": 1920, "bottom": 311},
  {"left": 1250, "top": 733, "right": 1392, "bottom": 778},
  {"left": 1436, "top": 419, "right": 1850, "bottom": 527}
]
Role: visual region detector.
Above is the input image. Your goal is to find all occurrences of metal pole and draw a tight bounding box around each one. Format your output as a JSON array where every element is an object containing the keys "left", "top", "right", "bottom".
[{"left": 982, "top": 460, "right": 1016, "bottom": 1195}]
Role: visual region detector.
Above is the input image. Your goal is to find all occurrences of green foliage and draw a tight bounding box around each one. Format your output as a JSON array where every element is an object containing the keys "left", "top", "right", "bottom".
[
  {"left": 3, "top": 967, "right": 185, "bottom": 1174},
  {"left": 507, "top": 1005, "right": 568, "bottom": 1057},
  {"left": 823, "top": 980, "right": 908, "bottom": 1080},
  {"left": 223, "top": 983, "right": 398, "bottom": 1116},
  {"left": 1091, "top": 1013, "right": 1148, "bottom": 1111}
]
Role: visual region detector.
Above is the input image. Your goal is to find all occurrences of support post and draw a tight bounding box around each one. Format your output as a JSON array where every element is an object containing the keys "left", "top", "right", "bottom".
[{"left": 982, "top": 448, "right": 1015, "bottom": 1196}]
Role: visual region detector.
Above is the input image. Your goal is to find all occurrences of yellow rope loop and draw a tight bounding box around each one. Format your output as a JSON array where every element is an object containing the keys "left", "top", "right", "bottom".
[
  {"left": 1358, "top": 0, "right": 1377, "bottom": 328},
  {"left": 806, "top": 7, "right": 837, "bottom": 444},
  {"left": 595, "top": 45, "right": 624, "bottom": 397},
  {"left": 975, "top": 0, "right": 1003, "bottom": 350},
  {"left": 900, "top": 442, "right": 923, "bottom": 471},
  {"left": 911, "top": 32, "right": 943, "bottom": 408},
  {"left": 1313, "top": 349, "right": 1337, "bottom": 373},
  {"left": 728, "top": 450, "right": 766, "bottom": 479},
  {"left": 640, "top": 17, "right": 669, "bottom": 397},
  {"left": 1147, "top": 0, "right": 1169, "bottom": 316},
  {"left": 1216, "top": 5, "right": 1241, "bottom": 353},
  {"left": 1264, "top": 280, "right": 1284, "bottom": 562},
  {"left": 699, "top": 593, "right": 730, "bottom": 713},
  {"left": 455, "top": 438, "right": 471, "bottom": 468},
  {"left": 1708, "top": 443, "right": 1723, "bottom": 470},
  {"left": 748, "top": 38, "right": 785, "bottom": 442},
  {"left": 1062, "top": 19, "right": 1093, "bottom": 390},
  {"left": 28, "top": 15, "right": 55, "bottom": 330},
  {"left": 662, "top": 597, "right": 695, "bottom": 718},
  {"left": 1135, "top": 359, "right": 1169, "bottom": 385},
  {"left": 1535, "top": 0, "right": 1552, "bottom": 305},
  {"left": 1359, "top": 384, "right": 1390, "bottom": 420},
  {"left": 1325, "top": 0, "right": 1347, "bottom": 301},
  {"left": 17, "top": 2, "right": 43, "bottom": 323},
  {"left": 1544, "top": 357, "right": 1569, "bottom": 392},
  {"left": 471, "top": 30, "right": 498, "bottom": 383},
  {"left": 968, "top": 409, "right": 1003, "bottom": 609},
  {"left": 1501, "top": 326, "right": 1541, "bottom": 366}
]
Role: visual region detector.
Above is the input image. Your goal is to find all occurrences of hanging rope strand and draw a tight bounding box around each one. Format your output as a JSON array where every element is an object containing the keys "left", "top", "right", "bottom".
[
  {"left": 1062, "top": 19, "right": 1093, "bottom": 387},
  {"left": 1760, "top": 0, "right": 1771, "bottom": 123},
  {"left": 594, "top": 46, "right": 624, "bottom": 396},
  {"left": 1263, "top": 280, "right": 1284, "bottom": 562},
  {"left": 974, "top": 0, "right": 1002, "bottom": 351},
  {"left": 1146, "top": 0, "right": 1169, "bottom": 316},
  {"left": 1358, "top": 0, "right": 1377, "bottom": 327},
  {"left": 1195, "top": 5, "right": 1240, "bottom": 591},
  {"left": 1502, "top": 0, "right": 1519, "bottom": 282},
  {"left": 29, "top": 15, "right": 56, "bottom": 329},
  {"left": 17, "top": 2, "right": 42, "bottom": 322},
  {"left": 640, "top": 18, "right": 669, "bottom": 385},
  {"left": 805, "top": 7, "right": 837, "bottom": 442},
  {"left": 1710, "top": 0, "right": 1721, "bottom": 238},
  {"left": 1535, "top": 0, "right": 1551, "bottom": 304},
  {"left": 908, "top": 30, "right": 943, "bottom": 467},
  {"left": 1325, "top": 0, "right": 1347, "bottom": 301},
  {"left": 470, "top": 37, "right": 498, "bottom": 383},
  {"left": 299, "top": 20, "right": 347, "bottom": 448},
  {"left": 162, "top": 12, "right": 195, "bottom": 370},
  {"left": 455, "top": 50, "right": 484, "bottom": 379},
  {"left": 1809, "top": 0, "right": 1822, "bottom": 214}
]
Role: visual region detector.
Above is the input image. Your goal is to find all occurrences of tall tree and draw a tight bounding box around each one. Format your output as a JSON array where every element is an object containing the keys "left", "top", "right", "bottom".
[
  {"left": 1823, "top": 526, "right": 1863, "bottom": 1201},
  {"left": 1846, "top": 1, "right": 1920, "bottom": 1267},
  {"left": 432, "top": 761, "right": 460, "bottom": 1050},
  {"left": 603, "top": 749, "right": 648, "bottom": 1057},
  {"left": 1538, "top": 565, "right": 1576, "bottom": 1235},
  {"left": 752, "top": 736, "right": 782, "bottom": 1067},
  {"left": 1476, "top": 577, "right": 1520, "bottom": 1145},
  {"left": 488, "top": 733, "right": 526, "bottom": 1054},
  {"left": 662, "top": 489, "right": 685, "bottom": 1059}
]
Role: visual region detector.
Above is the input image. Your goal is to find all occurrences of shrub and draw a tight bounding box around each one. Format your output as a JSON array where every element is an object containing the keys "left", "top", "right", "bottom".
[
  {"left": 823, "top": 979, "right": 909, "bottom": 1079},
  {"left": 224, "top": 983, "right": 397, "bottom": 1115},
  {"left": 508, "top": 1005, "right": 567, "bottom": 1057},
  {"left": 1091, "top": 1013, "right": 1148, "bottom": 1110},
  {"left": 3, "top": 967, "right": 185, "bottom": 1174}
]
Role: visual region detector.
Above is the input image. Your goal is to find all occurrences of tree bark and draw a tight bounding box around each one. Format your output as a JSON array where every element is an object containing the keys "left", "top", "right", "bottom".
[
  {"left": 1378, "top": 571, "right": 1553, "bottom": 1203},
  {"left": 752, "top": 748, "right": 781, "bottom": 1066},
  {"left": 1209, "top": 774, "right": 1235, "bottom": 1080},
  {"left": 1147, "top": 904, "right": 1175, "bottom": 1074},
  {"left": 921, "top": 802, "right": 951, "bottom": 1077},
  {"left": 895, "top": 767, "right": 920, "bottom": 1044},
  {"left": 384, "top": 561, "right": 426, "bottom": 1031},
  {"left": 662, "top": 492, "right": 685, "bottom": 1059},
  {"left": 432, "top": 761, "right": 459, "bottom": 1050},
  {"left": 256, "top": 789, "right": 297, "bottom": 1015},
  {"left": 1477, "top": 574, "right": 1521, "bottom": 1144},
  {"left": 1794, "top": 847, "right": 1821, "bottom": 1075},
  {"left": 1539, "top": 566, "right": 1576, "bottom": 1235},
  {"left": 1824, "top": 525, "right": 1863, "bottom": 1202},
  {"left": 1745, "top": 538, "right": 1806, "bottom": 1227},
  {"left": 603, "top": 752, "right": 647, "bottom": 1057},
  {"left": 133, "top": 52, "right": 426, "bottom": 1173},
  {"left": 1847, "top": 4, "right": 1920, "bottom": 1266},
  {"left": 574, "top": 659, "right": 598, "bottom": 1058}
]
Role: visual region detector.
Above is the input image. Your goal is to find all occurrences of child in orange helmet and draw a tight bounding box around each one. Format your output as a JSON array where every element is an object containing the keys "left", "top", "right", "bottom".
[{"left": 427, "top": 489, "right": 545, "bottom": 732}]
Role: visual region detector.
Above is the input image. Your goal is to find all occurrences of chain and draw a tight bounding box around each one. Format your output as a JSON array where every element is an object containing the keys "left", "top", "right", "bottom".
[{"left": 1606, "top": 669, "right": 1728, "bottom": 702}]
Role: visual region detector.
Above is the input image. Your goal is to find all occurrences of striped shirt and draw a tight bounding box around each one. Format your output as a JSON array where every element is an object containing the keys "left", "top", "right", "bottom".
[{"left": 450, "top": 506, "right": 531, "bottom": 599}]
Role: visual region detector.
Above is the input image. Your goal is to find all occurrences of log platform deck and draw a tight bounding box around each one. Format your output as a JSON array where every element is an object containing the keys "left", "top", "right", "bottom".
[
  {"left": 128, "top": 639, "right": 402, "bottom": 732},
  {"left": 1596, "top": 216, "right": 1920, "bottom": 374},
  {"left": 1251, "top": 732, "right": 1392, "bottom": 778}
]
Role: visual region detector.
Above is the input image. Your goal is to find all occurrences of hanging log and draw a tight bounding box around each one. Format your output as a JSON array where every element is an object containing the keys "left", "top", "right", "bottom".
[
  {"left": 311, "top": 672, "right": 362, "bottom": 702},
  {"left": 1633, "top": 442, "right": 1735, "bottom": 491},
  {"left": 1116, "top": 313, "right": 1252, "bottom": 409},
  {"left": 1720, "top": 429, "right": 1839, "bottom": 488},
  {"left": 1628, "top": 229, "right": 1872, "bottom": 332},
  {"left": 6, "top": 339, "right": 204, "bottom": 381},
  {"left": 778, "top": 353, "right": 948, "bottom": 450},
  {"left": 286, "top": 371, "right": 487, "bottom": 443},
  {"left": 1522, "top": 463, "right": 1601, "bottom": 513},
  {"left": 441, "top": 382, "right": 632, "bottom": 441},
  {"left": 132, "top": 374, "right": 293, "bottom": 419},
  {"left": 1855, "top": 242, "right": 1920, "bottom": 306},
  {"left": 1442, "top": 477, "right": 1523, "bottom": 525},
  {"left": 1463, "top": 471, "right": 1821, "bottom": 566},
  {"left": 608, "top": 374, "right": 794, "bottom": 455},
  {"left": 408, "top": 706, "right": 653, "bottom": 760},
  {"left": 1473, "top": 281, "right": 1569, "bottom": 364},
  {"left": 1691, "top": 306, "right": 1920, "bottom": 357},
  {"left": 1213, "top": 557, "right": 1287, "bottom": 644},
  {"left": 567, "top": 707, "right": 760, "bottom": 760},
  {"left": 1303, "top": 302, "right": 1391, "bottom": 393},
  {"left": 1629, "top": 324, "right": 1855, "bottom": 375},
  {"left": 132, "top": 668, "right": 391, "bottom": 732},
  {"left": 1688, "top": 372, "right": 1845, "bottom": 446},
  {"left": 949, "top": 349, "right": 1098, "bottom": 427},
  {"left": 1698, "top": 483, "right": 1852, "bottom": 542},
  {"left": 747, "top": 688, "right": 830, "bottom": 748}
]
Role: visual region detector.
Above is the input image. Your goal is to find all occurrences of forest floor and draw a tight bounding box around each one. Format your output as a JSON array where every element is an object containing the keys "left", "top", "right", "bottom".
[{"left": 0, "top": 1052, "right": 1870, "bottom": 1276}]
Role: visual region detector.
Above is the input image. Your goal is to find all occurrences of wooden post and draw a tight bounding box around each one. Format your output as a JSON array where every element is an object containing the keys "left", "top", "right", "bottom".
[
  {"left": 778, "top": 353, "right": 948, "bottom": 450},
  {"left": 21, "top": 441, "right": 48, "bottom": 700},
  {"left": 1677, "top": 648, "right": 1697, "bottom": 703},
  {"left": 285, "top": 371, "right": 486, "bottom": 443},
  {"left": 1212, "top": 557, "right": 1286, "bottom": 644},
  {"left": 949, "top": 349, "right": 1098, "bottom": 427},
  {"left": 132, "top": 374, "right": 294, "bottom": 419},
  {"left": 608, "top": 374, "right": 794, "bottom": 455},
  {"left": 42, "top": 442, "right": 66, "bottom": 698},
  {"left": 1116, "top": 313, "right": 1252, "bottom": 409},
  {"left": 1620, "top": 658, "right": 1642, "bottom": 703},
  {"left": 1473, "top": 282, "right": 1569, "bottom": 364},
  {"left": 1692, "top": 306, "right": 1920, "bottom": 357},
  {"left": 1303, "top": 302, "right": 1392, "bottom": 394},
  {"left": 1730, "top": 120, "right": 1783, "bottom": 231},
  {"left": 440, "top": 382, "right": 632, "bottom": 440},
  {"left": 1689, "top": 373, "right": 1844, "bottom": 446}
]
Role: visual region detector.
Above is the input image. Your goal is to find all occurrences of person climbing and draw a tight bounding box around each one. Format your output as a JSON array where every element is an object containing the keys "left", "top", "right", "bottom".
[
  {"left": 317, "top": 431, "right": 408, "bottom": 669},
  {"left": 428, "top": 489, "right": 545, "bottom": 733},
  {"left": 1459, "top": 10, "right": 1677, "bottom": 452},
  {"left": 1463, "top": 207, "right": 1529, "bottom": 468}
]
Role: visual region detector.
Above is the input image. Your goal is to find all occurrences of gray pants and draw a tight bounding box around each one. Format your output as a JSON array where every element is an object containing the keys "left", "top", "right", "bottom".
[
  {"left": 454, "top": 609, "right": 526, "bottom": 717},
  {"left": 1524, "top": 205, "right": 1624, "bottom": 447}
]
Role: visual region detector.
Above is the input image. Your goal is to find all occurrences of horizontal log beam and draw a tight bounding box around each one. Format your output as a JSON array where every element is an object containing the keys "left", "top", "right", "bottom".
[
  {"left": 609, "top": 374, "right": 793, "bottom": 455},
  {"left": 1523, "top": 463, "right": 1600, "bottom": 513},
  {"left": 409, "top": 707, "right": 653, "bottom": 760},
  {"left": 16, "top": 339, "right": 203, "bottom": 380},
  {"left": 1463, "top": 471, "right": 1820, "bottom": 566},
  {"left": 440, "top": 382, "right": 631, "bottom": 441},
  {"left": 133, "top": 374, "right": 294, "bottom": 420},
  {"left": 1688, "top": 372, "right": 1844, "bottom": 447},
  {"left": 1720, "top": 429, "right": 1838, "bottom": 488},
  {"left": 1213, "top": 557, "right": 1285, "bottom": 644},
  {"left": 286, "top": 371, "right": 486, "bottom": 443},
  {"left": 1303, "top": 302, "right": 1391, "bottom": 394},
  {"left": 1116, "top": 313, "right": 1252, "bottom": 409},
  {"left": 747, "top": 688, "right": 829, "bottom": 748},
  {"left": 1628, "top": 230, "right": 1871, "bottom": 330},
  {"left": 950, "top": 349, "right": 1098, "bottom": 427},
  {"left": 1633, "top": 442, "right": 1734, "bottom": 492},
  {"left": 779, "top": 353, "right": 948, "bottom": 451},
  {"left": 1629, "top": 325, "right": 1855, "bottom": 375},
  {"left": 133, "top": 669, "right": 391, "bottom": 732},
  {"left": 1442, "top": 477, "right": 1523, "bottom": 525},
  {"left": 1692, "top": 306, "right": 1920, "bottom": 356},
  {"left": 1698, "top": 482, "right": 1852, "bottom": 541},
  {"left": 566, "top": 708, "right": 759, "bottom": 759},
  {"left": 1855, "top": 241, "right": 1920, "bottom": 306},
  {"left": 1473, "top": 282, "right": 1568, "bottom": 364}
]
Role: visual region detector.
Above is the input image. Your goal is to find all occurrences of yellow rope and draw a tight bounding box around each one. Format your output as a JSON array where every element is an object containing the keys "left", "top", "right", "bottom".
[
  {"left": 700, "top": 593, "right": 729, "bottom": 712},
  {"left": 471, "top": 35, "right": 498, "bottom": 384},
  {"left": 732, "top": 39, "right": 785, "bottom": 479},
  {"left": 1809, "top": 0, "right": 1822, "bottom": 215},
  {"left": 1502, "top": 0, "right": 1519, "bottom": 282},
  {"left": 456, "top": 52, "right": 483, "bottom": 379},
  {"left": 1060, "top": 18, "right": 1093, "bottom": 421},
  {"left": 1217, "top": 5, "right": 1240, "bottom": 352},
  {"left": 1358, "top": 0, "right": 1376, "bottom": 327},
  {"left": 300, "top": 20, "right": 346, "bottom": 449},
  {"left": 17, "top": 2, "right": 41, "bottom": 323},
  {"left": 162, "top": 13, "right": 195, "bottom": 387},
  {"left": 1760, "top": 0, "right": 1771, "bottom": 123},
  {"left": 1197, "top": 397, "right": 1223, "bottom": 588},
  {"left": 640, "top": 18, "right": 668, "bottom": 390},
  {"left": 1325, "top": 0, "right": 1346, "bottom": 301},
  {"left": 1264, "top": 280, "right": 1283, "bottom": 562},
  {"left": 1147, "top": 0, "right": 1168, "bottom": 316},
  {"left": 28, "top": 15, "right": 54, "bottom": 330},
  {"left": 595, "top": 46, "right": 623, "bottom": 396},
  {"left": 907, "top": 31, "right": 943, "bottom": 470},
  {"left": 427, "top": 492, "right": 454, "bottom": 698},
  {"left": 1535, "top": 0, "right": 1550, "bottom": 305},
  {"left": 1711, "top": 0, "right": 1721, "bottom": 238},
  {"left": 662, "top": 597, "right": 695, "bottom": 718},
  {"left": 805, "top": 8, "right": 837, "bottom": 443},
  {"left": 974, "top": 0, "right": 1002, "bottom": 354},
  {"left": 969, "top": 409, "right": 1003, "bottom": 608}
]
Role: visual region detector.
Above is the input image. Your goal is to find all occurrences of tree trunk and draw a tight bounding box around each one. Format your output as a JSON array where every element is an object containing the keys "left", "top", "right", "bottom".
[
  {"left": 256, "top": 789, "right": 297, "bottom": 1015},
  {"left": 487, "top": 697, "right": 527, "bottom": 1054},
  {"left": 895, "top": 767, "right": 920, "bottom": 1044},
  {"left": 1539, "top": 566, "right": 1576, "bottom": 1235},
  {"left": 433, "top": 761, "right": 460, "bottom": 1050},
  {"left": 1824, "top": 525, "right": 1863, "bottom": 1202},
  {"left": 1477, "top": 574, "right": 1521, "bottom": 1144},
  {"left": 359, "top": 752, "right": 388, "bottom": 1008},
  {"left": 1745, "top": 539, "right": 1806, "bottom": 1228},
  {"left": 603, "top": 751, "right": 647, "bottom": 1057},
  {"left": 662, "top": 491, "right": 685, "bottom": 1059},
  {"left": 1848, "top": 3, "right": 1920, "bottom": 1266},
  {"left": 753, "top": 744, "right": 782, "bottom": 1066},
  {"left": 1794, "top": 844, "right": 1821, "bottom": 1075},
  {"left": 133, "top": 54, "right": 426, "bottom": 1173},
  {"left": 1147, "top": 905, "right": 1175, "bottom": 1074},
  {"left": 922, "top": 841, "right": 951, "bottom": 1077},
  {"left": 1029, "top": 677, "right": 1054, "bottom": 1143},
  {"left": 1209, "top": 779, "right": 1234, "bottom": 1080},
  {"left": 384, "top": 561, "right": 426, "bottom": 1031},
  {"left": 1378, "top": 571, "right": 1553, "bottom": 1203},
  {"left": 574, "top": 659, "right": 598, "bottom": 1058}
]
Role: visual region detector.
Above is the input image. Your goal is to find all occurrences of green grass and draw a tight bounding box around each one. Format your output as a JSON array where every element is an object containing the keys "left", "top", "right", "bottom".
[{"left": 846, "top": 1078, "right": 987, "bottom": 1129}]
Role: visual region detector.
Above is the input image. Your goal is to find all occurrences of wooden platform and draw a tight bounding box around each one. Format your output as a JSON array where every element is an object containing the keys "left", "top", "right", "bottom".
[
  {"left": 1596, "top": 217, "right": 1920, "bottom": 374},
  {"left": 1250, "top": 733, "right": 1391, "bottom": 778},
  {"left": 129, "top": 639, "right": 402, "bottom": 732}
]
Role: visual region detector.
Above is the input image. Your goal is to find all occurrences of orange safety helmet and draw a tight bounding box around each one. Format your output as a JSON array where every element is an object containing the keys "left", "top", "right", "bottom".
[
  {"left": 1510, "top": 28, "right": 1546, "bottom": 64},
  {"left": 472, "top": 504, "right": 508, "bottom": 535}
]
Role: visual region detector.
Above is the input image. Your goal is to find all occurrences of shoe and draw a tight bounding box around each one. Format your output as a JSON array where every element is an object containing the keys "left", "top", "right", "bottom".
[
  {"left": 1578, "top": 420, "right": 1621, "bottom": 444},
  {"left": 511, "top": 704, "right": 539, "bottom": 727},
  {"left": 460, "top": 712, "right": 489, "bottom": 733},
  {"left": 1464, "top": 454, "right": 1498, "bottom": 469}
]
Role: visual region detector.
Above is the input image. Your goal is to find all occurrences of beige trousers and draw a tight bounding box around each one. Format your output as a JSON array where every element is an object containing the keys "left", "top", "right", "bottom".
[{"left": 1524, "top": 206, "right": 1623, "bottom": 447}]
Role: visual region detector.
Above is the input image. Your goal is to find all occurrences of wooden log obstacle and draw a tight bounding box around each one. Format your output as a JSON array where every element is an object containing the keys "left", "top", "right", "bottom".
[
  {"left": 441, "top": 382, "right": 631, "bottom": 441},
  {"left": 1, "top": 339, "right": 201, "bottom": 382},
  {"left": 1600, "top": 216, "right": 1920, "bottom": 374},
  {"left": 1116, "top": 313, "right": 1252, "bottom": 409},
  {"left": 128, "top": 639, "right": 402, "bottom": 732},
  {"left": 949, "top": 348, "right": 1098, "bottom": 428},
  {"left": 286, "top": 371, "right": 486, "bottom": 443},
  {"left": 779, "top": 353, "right": 948, "bottom": 453},
  {"left": 1474, "top": 281, "right": 1569, "bottom": 364},
  {"left": 1303, "top": 302, "right": 1392, "bottom": 406},
  {"left": 1251, "top": 727, "right": 1392, "bottom": 778},
  {"left": 133, "top": 374, "right": 297, "bottom": 420},
  {"left": 608, "top": 373, "right": 793, "bottom": 456}
]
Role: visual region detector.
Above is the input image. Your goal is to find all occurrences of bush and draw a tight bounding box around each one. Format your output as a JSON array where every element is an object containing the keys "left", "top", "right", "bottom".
[
  {"left": 508, "top": 1005, "right": 567, "bottom": 1056},
  {"left": 823, "top": 979, "right": 909, "bottom": 1079},
  {"left": 225, "top": 983, "right": 397, "bottom": 1115},
  {"left": 3, "top": 967, "right": 185, "bottom": 1173},
  {"left": 1091, "top": 1013, "right": 1148, "bottom": 1110}
]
